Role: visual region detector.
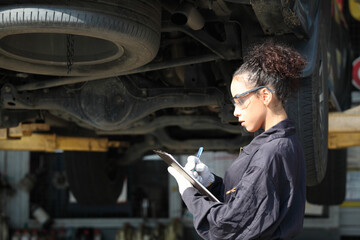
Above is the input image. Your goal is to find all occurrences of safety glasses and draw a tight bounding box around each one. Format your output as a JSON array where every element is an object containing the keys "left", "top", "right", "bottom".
[{"left": 232, "top": 86, "right": 274, "bottom": 109}]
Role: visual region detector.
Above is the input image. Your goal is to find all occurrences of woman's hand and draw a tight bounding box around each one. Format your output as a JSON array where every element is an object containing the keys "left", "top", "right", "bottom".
[
  {"left": 168, "top": 166, "right": 193, "bottom": 195},
  {"left": 184, "top": 155, "right": 215, "bottom": 187}
]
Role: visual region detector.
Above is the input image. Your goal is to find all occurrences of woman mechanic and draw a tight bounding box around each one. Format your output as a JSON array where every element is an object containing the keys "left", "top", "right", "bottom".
[{"left": 168, "top": 41, "right": 307, "bottom": 240}]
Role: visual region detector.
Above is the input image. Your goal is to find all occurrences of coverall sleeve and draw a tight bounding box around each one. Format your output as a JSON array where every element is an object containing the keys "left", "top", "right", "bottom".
[
  {"left": 182, "top": 165, "right": 280, "bottom": 240},
  {"left": 207, "top": 174, "right": 225, "bottom": 202}
]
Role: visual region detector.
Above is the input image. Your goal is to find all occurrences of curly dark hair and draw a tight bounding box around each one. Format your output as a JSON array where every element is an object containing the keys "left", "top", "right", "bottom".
[{"left": 233, "top": 40, "right": 307, "bottom": 105}]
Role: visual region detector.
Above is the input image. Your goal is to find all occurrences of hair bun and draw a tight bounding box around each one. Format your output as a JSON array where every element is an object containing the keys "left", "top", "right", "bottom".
[{"left": 248, "top": 41, "right": 307, "bottom": 81}]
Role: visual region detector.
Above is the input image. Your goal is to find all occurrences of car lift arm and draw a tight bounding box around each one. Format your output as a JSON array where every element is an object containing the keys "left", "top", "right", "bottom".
[
  {"left": 0, "top": 106, "right": 359, "bottom": 152},
  {"left": 0, "top": 123, "right": 128, "bottom": 152},
  {"left": 328, "top": 105, "right": 360, "bottom": 149}
]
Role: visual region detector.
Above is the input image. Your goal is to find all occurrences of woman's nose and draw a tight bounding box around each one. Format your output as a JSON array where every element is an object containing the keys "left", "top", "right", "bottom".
[{"left": 233, "top": 105, "right": 242, "bottom": 117}]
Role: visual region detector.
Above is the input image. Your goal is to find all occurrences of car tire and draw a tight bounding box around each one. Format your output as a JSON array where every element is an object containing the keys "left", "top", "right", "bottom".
[
  {"left": 306, "top": 149, "right": 347, "bottom": 205},
  {"left": 0, "top": 0, "right": 161, "bottom": 76},
  {"left": 64, "top": 151, "right": 126, "bottom": 205},
  {"left": 286, "top": 0, "right": 330, "bottom": 186},
  {"left": 287, "top": 44, "right": 329, "bottom": 186}
]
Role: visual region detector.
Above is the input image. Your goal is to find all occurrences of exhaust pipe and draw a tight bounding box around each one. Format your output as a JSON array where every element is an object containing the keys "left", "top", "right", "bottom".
[{"left": 171, "top": 2, "right": 205, "bottom": 30}]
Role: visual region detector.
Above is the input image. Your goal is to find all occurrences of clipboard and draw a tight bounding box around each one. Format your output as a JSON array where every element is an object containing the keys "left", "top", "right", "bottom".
[{"left": 153, "top": 150, "right": 220, "bottom": 203}]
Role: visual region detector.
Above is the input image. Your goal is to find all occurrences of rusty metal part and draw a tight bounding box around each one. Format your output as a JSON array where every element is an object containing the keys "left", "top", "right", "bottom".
[
  {"left": 250, "top": 0, "right": 317, "bottom": 38},
  {"left": 171, "top": 2, "right": 205, "bottom": 30}
]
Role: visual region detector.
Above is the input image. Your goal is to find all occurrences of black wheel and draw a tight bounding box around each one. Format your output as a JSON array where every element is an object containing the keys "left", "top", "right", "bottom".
[
  {"left": 286, "top": 0, "right": 330, "bottom": 186},
  {"left": 0, "top": 0, "right": 161, "bottom": 76},
  {"left": 64, "top": 151, "right": 126, "bottom": 205},
  {"left": 287, "top": 45, "right": 329, "bottom": 186},
  {"left": 306, "top": 149, "right": 347, "bottom": 205}
]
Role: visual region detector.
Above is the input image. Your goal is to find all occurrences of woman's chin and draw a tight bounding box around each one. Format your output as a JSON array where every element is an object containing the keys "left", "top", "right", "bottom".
[
  {"left": 244, "top": 126, "right": 255, "bottom": 133},
  {"left": 244, "top": 125, "right": 261, "bottom": 133}
]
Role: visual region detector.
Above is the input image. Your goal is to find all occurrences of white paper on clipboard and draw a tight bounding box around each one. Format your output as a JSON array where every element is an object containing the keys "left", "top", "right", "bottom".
[{"left": 153, "top": 150, "right": 220, "bottom": 203}]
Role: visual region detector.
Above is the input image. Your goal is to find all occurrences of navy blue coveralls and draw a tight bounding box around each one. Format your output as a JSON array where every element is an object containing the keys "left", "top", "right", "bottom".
[{"left": 182, "top": 119, "right": 306, "bottom": 240}]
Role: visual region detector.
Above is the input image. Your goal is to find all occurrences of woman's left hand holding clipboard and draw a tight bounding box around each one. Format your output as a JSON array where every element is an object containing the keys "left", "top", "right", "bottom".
[{"left": 167, "top": 166, "right": 193, "bottom": 195}]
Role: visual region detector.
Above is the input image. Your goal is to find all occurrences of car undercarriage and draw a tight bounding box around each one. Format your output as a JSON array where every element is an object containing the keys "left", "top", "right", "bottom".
[{"left": 0, "top": 0, "right": 351, "bottom": 204}]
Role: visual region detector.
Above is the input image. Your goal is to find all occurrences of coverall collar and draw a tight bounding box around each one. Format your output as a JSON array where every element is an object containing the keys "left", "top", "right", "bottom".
[{"left": 242, "top": 118, "right": 296, "bottom": 155}]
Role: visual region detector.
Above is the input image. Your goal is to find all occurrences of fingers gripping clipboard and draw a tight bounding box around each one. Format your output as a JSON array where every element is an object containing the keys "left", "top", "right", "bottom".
[{"left": 153, "top": 150, "right": 220, "bottom": 203}]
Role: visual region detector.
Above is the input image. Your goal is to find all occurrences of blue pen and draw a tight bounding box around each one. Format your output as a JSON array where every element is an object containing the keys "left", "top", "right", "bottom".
[
  {"left": 193, "top": 147, "right": 203, "bottom": 172},
  {"left": 197, "top": 147, "right": 204, "bottom": 158}
]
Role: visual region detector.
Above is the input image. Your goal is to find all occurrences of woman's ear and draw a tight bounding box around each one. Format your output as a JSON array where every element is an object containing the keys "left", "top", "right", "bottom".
[{"left": 261, "top": 88, "right": 273, "bottom": 106}]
